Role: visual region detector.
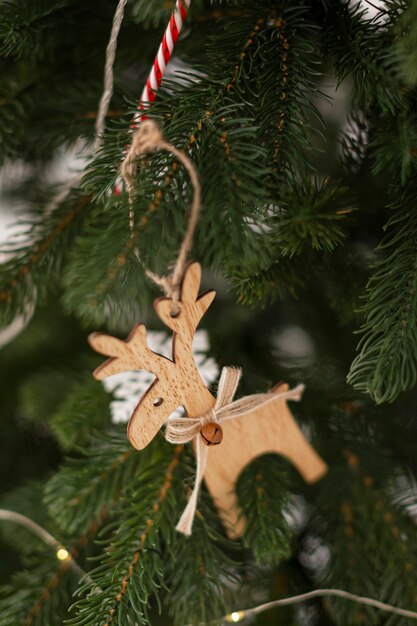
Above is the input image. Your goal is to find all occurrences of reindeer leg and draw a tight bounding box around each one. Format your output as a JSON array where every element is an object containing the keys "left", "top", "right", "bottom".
[{"left": 203, "top": 450, "right": 246, "bottom": 539}]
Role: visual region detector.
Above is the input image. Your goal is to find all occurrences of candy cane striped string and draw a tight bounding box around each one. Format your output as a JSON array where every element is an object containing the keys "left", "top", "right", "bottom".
[
  {"left": 114, "top": 0, "right": 192, "bottom": 194},
  {"left": 135, "top": 0, "right": 191, "bottom": 121}
]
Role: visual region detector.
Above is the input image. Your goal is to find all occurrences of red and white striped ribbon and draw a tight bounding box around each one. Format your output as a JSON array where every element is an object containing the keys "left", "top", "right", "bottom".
[
  {"left": 115, "top": 0, "right": 192, "bottom": 193},
  {"left": 137, "top": 0, "right": 191, "bottom": 118}
]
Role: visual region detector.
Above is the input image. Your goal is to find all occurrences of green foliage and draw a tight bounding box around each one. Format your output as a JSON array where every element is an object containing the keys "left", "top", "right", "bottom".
[
  {"left": 78, "top": 4, "right": 329, "bottom": 306},
  {"left": 269, "top": 178, "right": 351, "bottom": 258},
  {"left": 227, "top": 254, "right": 305, "bottom": 306},
  {"left": 165, "top": 455, "right": 240, "bottom": 625},
  {"left": 0, "top": 558, "right": 78, "bottom": 626},
  {"left": 0, "top": 3, "right": 342, "bottom": 328},
  {"left": 0, "top": 482, "right": 51, "bottom": 555},
  {"left": 0, "top": 93, "right": 27, "bottom": 163},
  {"left": 0, "top": 0, "right": 71, "bottom": 59},
  {"left": 322, "top": 0, "right": 403, "bottom": 114},
  {"left": 129, "top": 0, "right": 205, "bottom": 28},
  {"left": 0, "top": 189, "right": 91, "bottom": 327},
  {"left": 370, "top": 113, "right": 417, "bottom": 185},
  {"left": 0, "top": 483, "right": 87, "bottom": 625},
  {"left": 45, "top": 431, "right": 139, "bottom": 535},
  {"left": 393, "top": 0, "right": 417, "bottom": 86},
  {"left": 316, "top": 460, "right": 417, "bottom": 625},
  {"left": 46, "top": 437, "right": 241, "bottom": 625},
  {"left": 18, "top": 367, "right": 111, "bottom": 450},
  {"left": 0, "top": 65, "right": 100, "bottom": 163},
  {"left": 62, "top": 195, "right": 153, "bottom": 328},
  {"left": 19, "top": 370, "right": 74, "bottom": 426},
  {"left": 348, "top": 183, "right": 417, "bottom": 403},
  {"left": 66, "top": 441, "right": 233, "bottom": 626},
  {"left": 49, "top": 379, "right": 111, "bottom": 451},
  {"left": 3, "top": 0, "right": 417, "bottom": 624},
  {"left": 225, "top": 177, "right": 352, "bottom": 305},
  {"left": 67, "top": 447, "right": 171, "bottom": 626}
]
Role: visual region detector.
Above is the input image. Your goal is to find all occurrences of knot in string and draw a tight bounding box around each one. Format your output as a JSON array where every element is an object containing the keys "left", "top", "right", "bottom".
[
  {"left": 120, "top": 120, "right": 164, "bottom": 193},
  {"left": 143, "top": 271, "right": 181, "bottom": 303},
  {"left": 120, "top": 119, "right": 201, "bottom": 301},
  {"left": 132, "top": 119, "right": 165, "bottom": 153},
  {"left": 165, "top": 366, "right": 305, "bottom": 536},
  {"left": 166, "top": 406, "right": 218, "bottom": 444}
]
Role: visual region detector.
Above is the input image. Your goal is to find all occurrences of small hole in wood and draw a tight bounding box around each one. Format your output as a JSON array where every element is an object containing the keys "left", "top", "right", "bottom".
[
  {"left": 153, "top": 397, "right": 164, "bottom": 407},
  {"left": 170, "top": 307, "right": 181, "bottom": 318}
]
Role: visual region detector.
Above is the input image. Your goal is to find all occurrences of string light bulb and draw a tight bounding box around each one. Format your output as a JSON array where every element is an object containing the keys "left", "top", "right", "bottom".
[
  {"left": 56, "top": 547, "right": 70, "bottom": 561},
  {"left": 225, "top": 610, "right": 245, "bottom": 623}
]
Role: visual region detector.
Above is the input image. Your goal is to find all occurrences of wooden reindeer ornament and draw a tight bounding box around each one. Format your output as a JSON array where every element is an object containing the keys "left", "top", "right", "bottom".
[{"left": 89, "top": 262, "right": 327, "bottom": 538}]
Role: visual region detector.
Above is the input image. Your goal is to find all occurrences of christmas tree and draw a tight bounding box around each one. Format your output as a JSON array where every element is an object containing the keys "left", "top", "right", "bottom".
[{"left": 1, "top": 0, "right": 417, "bottom": 624}]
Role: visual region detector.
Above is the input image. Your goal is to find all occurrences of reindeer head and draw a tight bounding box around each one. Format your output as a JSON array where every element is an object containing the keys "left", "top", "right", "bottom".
[{"left": 88, "top": 263, "right": 216, "bottom": 450}]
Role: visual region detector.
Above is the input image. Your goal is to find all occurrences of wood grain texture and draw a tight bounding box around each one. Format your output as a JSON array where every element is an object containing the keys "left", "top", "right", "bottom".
[
  {"left": 204, "top": 383, "right": 327, "bottom": 538},
  {"left": 89, "top": 263, "right": 215, "bottom": 449},
  {"left": 89, "top": 262, "right": 327, "bottom": 538}
]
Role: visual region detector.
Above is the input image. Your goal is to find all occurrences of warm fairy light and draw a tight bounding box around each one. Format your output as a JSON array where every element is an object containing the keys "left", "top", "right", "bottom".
[
  {"left": 56, "top": 548, "right": 70, "bottom": 561},
  {"left": 226, "top": 611, "right": 244, "bottom": 623}
]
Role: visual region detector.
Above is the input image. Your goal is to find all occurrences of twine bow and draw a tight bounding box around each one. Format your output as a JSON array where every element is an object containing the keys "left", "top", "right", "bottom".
[{"left": 165, "top": 366, "right": 305, "bottom": 536}]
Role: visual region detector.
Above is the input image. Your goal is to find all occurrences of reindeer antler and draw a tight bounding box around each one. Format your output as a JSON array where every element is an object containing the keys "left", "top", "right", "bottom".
[
  {"left": 88, "top": 323, "right": 174, "bottom": 381},
  {"left": 88, "top": 262, "right": 217, "bottom": 450},
  {"left": 154, "top": 263, "right": 215, "bottom": 337}
]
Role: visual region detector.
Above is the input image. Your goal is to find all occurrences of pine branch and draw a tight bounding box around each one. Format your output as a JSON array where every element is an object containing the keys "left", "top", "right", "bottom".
[
  {"left": 61, "top": 195, "right": 152, "bottom": 328},
  {"left": 315, "top": 456, "right": 417, "bottom": 625},
  {"left": 74, "top": 5, "right": 327, "bottom": 310},
  {"left": 226, "top": 177, "right": 352, "bottom": 305},
  {"left": 0, "top": 2, "right": 136, "bottom": 164},
  {"left": 200, "top": 6, "right": 323, "bottom": 180},
  {"left": 392, "top": 0, "right": 417, "bottom": 87},
  {"left": 0, "top": 92, "right": 28, "bottom": 164},
  {"left": 322, "top": 0, "right": 404, "bottom": 114},
  {"left": 68, "top": 443, "right": 184, "bottom": 626},
  {"left": 0, "top": 509, "right": 106, "bottom": 626},
  {"left": 0, "top": 481, "right": 108, "bottom": 625},
  {"left": 370, "top": 113, "right": 417, "bottom": 185},
  {"left": 0, "top": 0, "right": 71, "bottom": 58},
  {"left": 19, "top": 369, "right": 111, "bottom": 451},
  {"left": 227, "top": 255, "right": 305, "bottom": 306},
  {"left": 0, "top": 559, "right": 77, "bottom": 626},
  {"left": 268, "top": 178, "right": 352, "bottom": 258},
  {"left": 164, "top": 452, "right": 240, "bottom": 625},
  {"left": 45, "top": 431, "right": 139, "bottom": 535},
  {"left": 49, "top": 377, "right": 112, "bottom": 451},
  {"left": 348, "top": 183, "right": 417, "bottom": 403},
  {"left": 0, "top": 482, "right": 55, "bottom": 556},
  {"left": 129, "top": 0, "right": 205, "bottom": 28},
  {"left": 0, "top": 191, "right": 91, "bottom": 327},
  {"left": 247, "top": 13, "right": 323, "bottom": 179},
  {"left": 339, "top": 110, "right": 369, "bottom": 176}
]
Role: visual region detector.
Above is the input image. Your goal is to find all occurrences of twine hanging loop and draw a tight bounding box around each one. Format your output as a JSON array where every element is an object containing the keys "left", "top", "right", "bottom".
[{"left": 120, "top": 119, "right": 201, "bottom": 301}]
